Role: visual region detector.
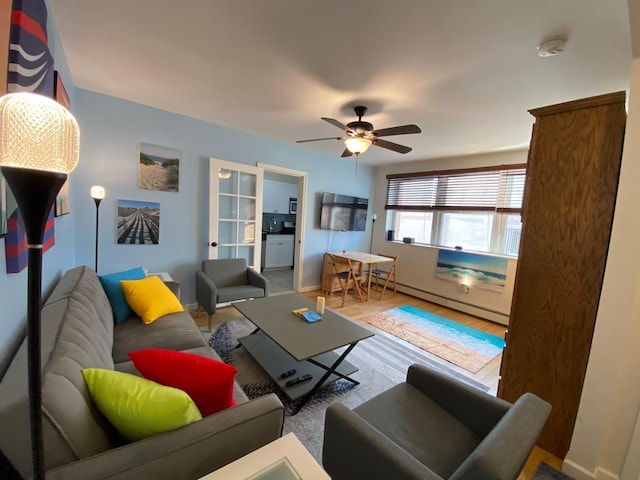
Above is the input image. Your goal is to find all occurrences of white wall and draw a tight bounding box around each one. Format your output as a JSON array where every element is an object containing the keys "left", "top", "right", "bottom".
[
  {"left": 370, "top": 149, "right": 527, "bottom": 323},
  {"left": 564, "top": 57, "right": 640, "bottom": 480}
]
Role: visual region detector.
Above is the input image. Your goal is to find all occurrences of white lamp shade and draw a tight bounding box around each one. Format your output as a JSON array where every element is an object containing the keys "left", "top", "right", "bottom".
[
  {"left": 345, "top": 137, "right": 372, "bottom": 154},
  {"left": 90, "top": 185, "right": 106, "bottom": 200},
  {"left": 0, "top": 92, "right": 80, "bottom": 174}
]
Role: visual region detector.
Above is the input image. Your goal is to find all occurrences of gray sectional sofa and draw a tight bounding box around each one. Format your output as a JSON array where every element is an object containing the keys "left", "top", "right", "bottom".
[{"left": 0, "top": 266, "right": 284, "bottom": 480}]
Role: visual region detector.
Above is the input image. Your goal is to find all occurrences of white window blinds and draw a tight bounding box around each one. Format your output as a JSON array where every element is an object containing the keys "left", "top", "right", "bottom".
[{"left": 385, "top": 164, "right": 526, "bottom": 213}]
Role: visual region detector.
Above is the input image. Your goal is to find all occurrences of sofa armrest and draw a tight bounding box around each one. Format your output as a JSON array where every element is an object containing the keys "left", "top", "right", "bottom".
[
  {"left": 323, "top": 403, "right": 441, "bottom": 480},
  {"left": 195, "top": 271, "right": 218, "bottom": 315},
  {"left": 164, "top": 280, "right": 181, "bottom": 301},
  {"left": 451, "top": 393, "right": 552, "bottom": 480},
  {"left": 406, "top": 364, "right": 511, "bottom": 437},
  {"left": 46, "top": 394, "right": 284, "bottom": 480},
  {"left": 247, "top": 268, "right": 270, "bottom": 297}
]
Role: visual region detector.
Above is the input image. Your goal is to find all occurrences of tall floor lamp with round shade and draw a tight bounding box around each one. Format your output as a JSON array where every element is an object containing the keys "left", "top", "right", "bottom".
[
  {"left": 90, "top": 185, "right": 105, "bottom": 272},
  {"left": 0, "top": 92, "right": 80, "bottom": 480}
]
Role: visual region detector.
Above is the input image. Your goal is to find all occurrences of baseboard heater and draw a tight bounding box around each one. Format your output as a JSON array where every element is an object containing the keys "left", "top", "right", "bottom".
[{"left": 390, "top": 282, "right": 510, "bottom": 325}]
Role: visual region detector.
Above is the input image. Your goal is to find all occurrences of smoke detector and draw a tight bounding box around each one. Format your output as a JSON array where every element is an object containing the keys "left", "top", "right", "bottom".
[{"left": 537, "top": 37, "right": 567, "bottom": 57}]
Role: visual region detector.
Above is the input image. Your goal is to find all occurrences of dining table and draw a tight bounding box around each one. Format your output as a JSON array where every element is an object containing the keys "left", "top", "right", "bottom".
[{"left": 328, "top": 251, "right": 394, "bottom": 301}]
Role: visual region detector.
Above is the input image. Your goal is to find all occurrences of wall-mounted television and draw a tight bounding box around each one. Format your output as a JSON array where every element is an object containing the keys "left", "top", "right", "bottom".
[{"left": 320, "top": 192, "right": 369, "bottom": 231}]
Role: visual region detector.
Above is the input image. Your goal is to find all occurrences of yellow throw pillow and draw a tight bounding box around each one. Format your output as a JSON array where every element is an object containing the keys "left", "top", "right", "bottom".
[
  {"left": 82, "top": 368, "right": 202, "bottom": 441},
  {"left": 120, "top": 276, "right": 184, "bottom": 324}
]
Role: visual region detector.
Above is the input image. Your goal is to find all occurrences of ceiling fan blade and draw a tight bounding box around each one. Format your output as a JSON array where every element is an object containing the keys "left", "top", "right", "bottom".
[
  {"left": 296, "top": 136, "right": 343, "bottom": 143},
  {"left": 322, "top": 117, "right": 352, "bottom": 132},
  {"left": 372, "top": 138, "right": 412, "bottom": 154},
  {"left": 372, "top": 124, "right": 422, "bottom": 137},
  {"left": 341, "top": 148, "right": 353, "bottom": 158}
]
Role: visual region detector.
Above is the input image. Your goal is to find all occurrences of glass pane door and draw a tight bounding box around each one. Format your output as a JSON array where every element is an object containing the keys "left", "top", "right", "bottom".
[{"left": 209, "top": 159, "right": 263, "bottom": 268}]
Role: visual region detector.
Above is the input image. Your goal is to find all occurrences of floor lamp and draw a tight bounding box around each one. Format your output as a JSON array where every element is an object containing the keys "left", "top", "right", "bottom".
[
  {"left": 90, "top": 186, "right": 105, "bottom": 272},
  {"left": 369, "top": 214, "right": 377, "bottom": 254},
  {"left": 0, "top": 92, "right": 80, "bottom": 480}
]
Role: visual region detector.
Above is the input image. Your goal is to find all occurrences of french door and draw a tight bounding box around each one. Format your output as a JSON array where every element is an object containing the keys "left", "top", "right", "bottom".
[{"left": 208, "top": 158, "right": 263, "bottom": 268}]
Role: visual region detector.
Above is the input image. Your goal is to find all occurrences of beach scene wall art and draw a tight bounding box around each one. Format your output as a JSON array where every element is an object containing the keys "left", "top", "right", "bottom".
[
  {"left": 117, "top": 199, "right": 160, "bottom": 245},
  {"left": 435, "top": 249, "right": 508, "bottom": 293},
  {"left": 138, "top": 142, "right": 180, "bottom": 192}
]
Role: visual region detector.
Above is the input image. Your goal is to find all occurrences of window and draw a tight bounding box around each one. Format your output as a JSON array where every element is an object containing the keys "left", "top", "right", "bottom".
[{"left": 385, "top": 164, "right": 526, "bottom": 256}]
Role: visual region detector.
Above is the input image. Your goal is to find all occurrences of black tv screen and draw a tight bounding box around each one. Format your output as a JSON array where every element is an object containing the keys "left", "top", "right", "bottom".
[{"left": 320, "top": 192, "right": 369, "bottom": 231}]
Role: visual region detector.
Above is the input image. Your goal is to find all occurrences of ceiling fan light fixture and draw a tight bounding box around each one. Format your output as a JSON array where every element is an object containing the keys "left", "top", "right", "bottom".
[{"left": 345, "top": 137, "right": 371, "bottom": 154}]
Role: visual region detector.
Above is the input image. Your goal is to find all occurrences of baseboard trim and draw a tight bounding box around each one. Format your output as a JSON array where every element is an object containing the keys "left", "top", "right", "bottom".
[{"left": 563, "top": 459, "right": 619, "bottom": 480}]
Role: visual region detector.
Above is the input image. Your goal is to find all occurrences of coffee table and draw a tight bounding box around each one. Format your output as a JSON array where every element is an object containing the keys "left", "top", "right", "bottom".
[{"left": 233, "top": 293, "right": 374, "bottom": 414}]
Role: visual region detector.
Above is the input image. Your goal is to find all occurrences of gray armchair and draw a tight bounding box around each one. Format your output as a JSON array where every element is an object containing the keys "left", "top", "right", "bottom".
[
  {"left": 323, "top": 364, "right": 551, "bottom": 480},
  {"left": 196, "top": 258, "right": 270, "bottom": 331}
]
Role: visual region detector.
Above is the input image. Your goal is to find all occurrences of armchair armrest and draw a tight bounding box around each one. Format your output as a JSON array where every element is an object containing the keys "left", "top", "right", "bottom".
[
  {"left": 323, "top": 403, "right": 442, "bottom": 480},
  {"left": 46, "top": 394, "right": 284, "bottom": 480},
  {"left": 196, "top": 270, "right": 218, "bottom": 315},
  {"left": 406, "top": 364, "right": 511, "bottom": 437},
  {"left": 247, "top": 268, "right": 271, "bottom": 297},
  {"left": 451, "top": 393, "right": 552, "bottom": 480}
]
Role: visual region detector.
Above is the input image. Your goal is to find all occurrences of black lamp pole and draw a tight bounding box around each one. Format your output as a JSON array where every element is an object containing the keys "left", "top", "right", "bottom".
[
  {"left": 2, "top": 166, "right": 67, "bottom": 480},
  {"left": 369, "top": 214, "right": 377, "bottom": 254},
  {"left": 93, "top": 196, "right": 102, "bottom": 272}
]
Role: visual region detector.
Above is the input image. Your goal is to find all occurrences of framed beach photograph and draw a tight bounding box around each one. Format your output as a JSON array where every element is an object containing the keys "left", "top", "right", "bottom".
[
  {"left": 138, "top": 142, "right": 180, "bottom": 193},
  {"left": 55, "top": 178, "right": 70, "bottom": 216},
  {"left": 117, "top": 199, "right": 160, "bottom": 245},
  {"left": 54, "top": 71, "right": 71, "bottom": 216},
  {"left": 54, "top": 70, "right": 70, "bottom": 109},
  {"left": 0, "top": 172, "right": 7, "bottom": 236}
]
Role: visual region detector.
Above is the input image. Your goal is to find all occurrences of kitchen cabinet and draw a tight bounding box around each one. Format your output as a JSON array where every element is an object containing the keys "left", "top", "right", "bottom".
[
  {"left": 497, "top": 92, "right": 626, "bottom": 458},
  {"left": 264, "top": 234, "right": 294, "bottom": 269},
  {"left": 263, "top": 180, "right": 290, "bottom": 213}
]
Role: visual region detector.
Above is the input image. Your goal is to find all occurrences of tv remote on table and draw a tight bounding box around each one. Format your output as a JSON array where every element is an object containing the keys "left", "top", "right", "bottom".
[
  {"left": 285, "top": 374, "right": 313, "bottom": 387},
  {"left": 280, "top": 369, "right": 296, "bottom": 379}
]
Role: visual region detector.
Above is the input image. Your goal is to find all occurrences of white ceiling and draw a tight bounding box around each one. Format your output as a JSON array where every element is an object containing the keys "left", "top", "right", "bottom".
[{"left": 49, "top": 0, "right": 632, "bottom": 167}]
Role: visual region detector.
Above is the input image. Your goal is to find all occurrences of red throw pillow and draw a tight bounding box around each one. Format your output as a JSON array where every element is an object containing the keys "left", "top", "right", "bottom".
[{"left": 128, "top": 349, "right": 237, "bottom": 416}]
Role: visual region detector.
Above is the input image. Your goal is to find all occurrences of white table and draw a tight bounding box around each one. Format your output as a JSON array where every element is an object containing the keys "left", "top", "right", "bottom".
[{"left": 199, "top": 433, "right": 329, "bottom": 480}]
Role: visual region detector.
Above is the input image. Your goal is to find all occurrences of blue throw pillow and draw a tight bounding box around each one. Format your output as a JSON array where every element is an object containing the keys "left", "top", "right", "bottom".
[{"left": 99, "top": 267, "right": 146, "bottom": 323}]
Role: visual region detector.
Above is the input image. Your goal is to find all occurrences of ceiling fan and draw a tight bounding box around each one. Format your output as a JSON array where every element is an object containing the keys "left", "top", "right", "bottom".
[{"left": 296, "top": 106, "right": 422, "bottom": 157}]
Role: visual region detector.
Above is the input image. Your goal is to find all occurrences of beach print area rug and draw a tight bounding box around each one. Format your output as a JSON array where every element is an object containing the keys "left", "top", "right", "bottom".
[{"left": 361, "top": 305, "right": 504, "bottom": 373}]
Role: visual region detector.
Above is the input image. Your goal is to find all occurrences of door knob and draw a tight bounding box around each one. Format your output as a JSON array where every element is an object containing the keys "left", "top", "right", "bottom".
[{"left": 210, "top": 242, "right": 218, "bottom": 247}]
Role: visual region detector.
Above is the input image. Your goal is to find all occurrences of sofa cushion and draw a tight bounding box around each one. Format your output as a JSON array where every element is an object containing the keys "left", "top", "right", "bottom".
[
  {"left": 217, "top": 285, "right": 266, "bottom": 303},
  {"left": 354, "top": 383, "right": 481, "bottom": 478},
  {"left": 82, "top": 368, "right": 202, "bottom": 441},
  {"left": 129, "top": 349, "right": 238, "bottom": 416},
  {"left": 121, "top": 276, "right": 184, "bottom": 324},
  {"left": 112, "top": 311, "right": 207, "bottom": 364},
  {"left": 99, "top": 267, "right": 147, "bottom": 323}
]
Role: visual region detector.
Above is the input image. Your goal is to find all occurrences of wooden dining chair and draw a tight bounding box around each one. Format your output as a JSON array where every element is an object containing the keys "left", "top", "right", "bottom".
[
  {"left": 329, "top": 254, "right": 364, "bottom": 307},
  {"left": 371, "top": 253, "right": 398, "bottom": 300}
]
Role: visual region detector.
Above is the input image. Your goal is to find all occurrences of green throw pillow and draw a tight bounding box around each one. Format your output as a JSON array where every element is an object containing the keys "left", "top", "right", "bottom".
[{"left": 82, "top": 368, "right": 202, "bottom": 441}]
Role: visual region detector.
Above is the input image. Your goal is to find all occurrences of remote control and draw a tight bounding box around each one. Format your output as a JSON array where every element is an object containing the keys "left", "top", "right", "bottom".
[
  {"left": 280, "top": 369, "right": 296, "bottom": 379},
  {"left": 285, "top": 374, "right": 313, "bottom": 387}
]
